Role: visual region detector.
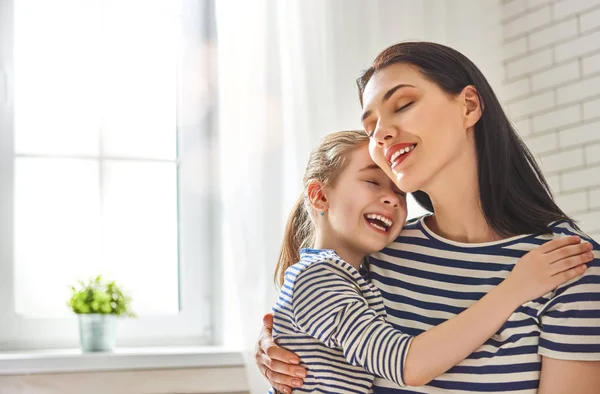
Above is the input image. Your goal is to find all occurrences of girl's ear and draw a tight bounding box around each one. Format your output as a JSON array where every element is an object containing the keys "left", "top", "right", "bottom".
[
  {"left": 306, "top": 180, "right": 329, "bottom": 213},
  {"left": 461, "top": 85, "right": 483, "bottom": 130}
]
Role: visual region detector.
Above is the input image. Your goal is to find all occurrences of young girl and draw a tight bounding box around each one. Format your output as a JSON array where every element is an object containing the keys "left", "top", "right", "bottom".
[{"left": 270, "top": 130, "right": 593, "bottom": 393}]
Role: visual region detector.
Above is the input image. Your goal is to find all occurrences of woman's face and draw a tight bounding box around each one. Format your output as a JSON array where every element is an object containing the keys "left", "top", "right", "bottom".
[{"left": 360, "top": 63, "right": 476, "bottom": 194}]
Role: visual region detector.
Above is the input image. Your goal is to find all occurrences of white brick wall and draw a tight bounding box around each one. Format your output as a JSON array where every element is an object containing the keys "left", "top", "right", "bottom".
[{"left": 502, "top": 0, "right": 600, "bottom": 239}]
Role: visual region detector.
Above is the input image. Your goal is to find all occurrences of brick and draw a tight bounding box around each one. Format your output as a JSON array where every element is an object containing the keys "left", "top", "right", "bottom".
[
  {"left": 532, "top": 104, "right": 581, "bottom": 132},
  {"left": 508, "top": 91, "right": 554, "bottom": 117},
  {"left": 527, "top": 0, "right": 552, "bottom": 9},
  {"left": 503, "top": 0, "right": 528, "bottom": 20},
  {"left": 583, "top": 97, "right": 600, "bottom": 120},
  {"left": 504, "top": 78, "right": 531, "bottom": 100},
  {"left": 505, "top": 6, "right": 552, "bottom": 39},
  {"left": 507, "top": 49, "right": 553, "bottom": 79},
  {"left": 555, "top": 191, "right": 589, "bottom": 214},
  {"left": 557, "top": 74, "right": 600, "bottom": 104},
  {"left": 575, "top": 210, "right": 600, "bottom": 233},
  {"left": 547, "top": 174, "right": 561, "bottom": 193},
  {"left": 583, "top": 53, "right": 600, "bottom": 76},
  {"left": 559, "top": 120, "right": 600, "bottom": 148},
  {"left": 526, "top": 132, "right": 558, "bottom": 155},
  {"left": 580, "top": 6, "right": 600, "bottom": 33},
  {"left": 561, "top": 166, "right": 600, "bottom": 191},
  {"left": 555, "top": 30, "right": 600, "bottom": 62},
  {"left": 528, "top": 18, "right": 578, "bottom": 50},
  {"left": 586, "top": 143, "right": 600, "bottom": 165},
  {"left": 531, "top": 61, "right": 580, "bottom": 91},
  {"left": 590, "top": 188, "right": 600, "bottom": 208},
  {"left": 504, "top": 37, "right": 528, "bottom": 59},
  {"left": 513, "top": 117, "right": 532, "bottom": 136},
  {"left": 553, "top": 0, "right": 600, "bottom": 19},
  {"left": 539, "top": 148, "right": 585, "bottom": 173}
]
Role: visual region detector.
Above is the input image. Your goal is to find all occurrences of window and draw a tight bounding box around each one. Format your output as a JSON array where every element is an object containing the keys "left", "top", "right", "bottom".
[{"left": 0, "top": 0, "right": 217, "bottom": 349}]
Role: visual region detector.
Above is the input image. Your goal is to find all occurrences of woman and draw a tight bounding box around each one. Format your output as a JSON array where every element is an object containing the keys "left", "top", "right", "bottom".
[{"left": 255, "top": 42, "right": 600, "bottom": 393}]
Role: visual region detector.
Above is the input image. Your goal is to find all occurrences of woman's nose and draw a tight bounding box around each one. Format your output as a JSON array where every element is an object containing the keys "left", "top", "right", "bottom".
[{"left": 372, "top": 121, "right": 397, "bottom": 146}]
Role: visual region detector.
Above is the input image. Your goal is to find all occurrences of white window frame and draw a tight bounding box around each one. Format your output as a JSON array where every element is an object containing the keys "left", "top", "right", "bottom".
[{"left": 0, "top": 0, "right": 221, "bottom": 350}]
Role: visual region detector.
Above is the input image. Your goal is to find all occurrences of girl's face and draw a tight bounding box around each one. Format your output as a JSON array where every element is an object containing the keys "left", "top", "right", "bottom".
[
  {"left": 360, "top": 63, "right": 476, "bottom": 194},
  {"left": 322, "top": 144, "right": 407, "bottom": 255}
]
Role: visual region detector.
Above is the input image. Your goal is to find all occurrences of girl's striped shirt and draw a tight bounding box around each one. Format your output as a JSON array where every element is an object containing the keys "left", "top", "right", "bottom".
[{"left": 271, "top": 248, "right": 414, "bottom": 393}]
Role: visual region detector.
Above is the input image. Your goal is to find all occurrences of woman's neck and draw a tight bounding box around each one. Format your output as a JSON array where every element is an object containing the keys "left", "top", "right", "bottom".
[{"left": 422, "top": 143, "right": 505, "bottom": 244}]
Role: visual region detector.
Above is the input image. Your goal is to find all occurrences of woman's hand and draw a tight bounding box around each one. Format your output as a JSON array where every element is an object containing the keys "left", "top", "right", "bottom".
[
  {"left": 505, "top": 235, "right": 593, "bottom": 304},
  {"left": 255, "top": 313, "right": 307, "bottom": 394}
]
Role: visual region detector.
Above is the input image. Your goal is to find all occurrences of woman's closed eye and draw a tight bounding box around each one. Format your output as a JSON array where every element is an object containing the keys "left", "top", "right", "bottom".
[
  {"left": 365, "top": 180, "right": 380, "bottom": 186},
  {"left": 395, "top": 102, "right": 414, "bottom": 113}
]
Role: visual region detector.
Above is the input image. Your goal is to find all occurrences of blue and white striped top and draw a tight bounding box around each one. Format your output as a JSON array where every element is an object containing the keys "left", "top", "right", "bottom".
[
  {"left": 271, "top": 248, "right": 414, "bottom": 393},
  {"left": 370, "top": 217, "right": 600, "bottom": 393}
]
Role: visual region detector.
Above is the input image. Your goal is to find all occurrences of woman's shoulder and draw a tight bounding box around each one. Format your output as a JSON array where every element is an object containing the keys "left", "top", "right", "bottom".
[{"left": 549, "top": 220, "right": 600, "bottom": 248}]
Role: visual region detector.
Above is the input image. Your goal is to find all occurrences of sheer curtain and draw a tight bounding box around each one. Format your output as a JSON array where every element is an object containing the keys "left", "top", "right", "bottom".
[{"left": 214, "top": 1, "right": 502, "bottom": 392}]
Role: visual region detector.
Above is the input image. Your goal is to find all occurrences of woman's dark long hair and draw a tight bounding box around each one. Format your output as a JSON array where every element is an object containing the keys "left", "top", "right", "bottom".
[{"left": 357, "top": 42, "right": 573, "bottom": 236}]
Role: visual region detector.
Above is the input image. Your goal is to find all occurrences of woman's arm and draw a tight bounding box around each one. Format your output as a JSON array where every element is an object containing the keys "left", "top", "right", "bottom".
[{"left": 255, "top": 314, "right": 306, "bottom": 394}]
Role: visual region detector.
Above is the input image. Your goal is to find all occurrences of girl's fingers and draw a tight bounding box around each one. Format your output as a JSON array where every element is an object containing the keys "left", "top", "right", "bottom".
[
  {"left": 538, "top": 236, "right": 581, "bottom": 254},
  {"left": 547, "top": 242, "right": 593, "bottom": 264},
  {"left": 551, "top": 264, "right": 588, "bottom": 288},
  {"left": 550, "top": 252, "right": 594, "bottom": 275}
]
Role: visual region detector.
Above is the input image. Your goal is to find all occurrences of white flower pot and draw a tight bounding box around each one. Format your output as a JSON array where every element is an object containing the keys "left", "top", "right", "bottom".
[{"left": 78, "top": 314, "right": 117, "bottom": 352}]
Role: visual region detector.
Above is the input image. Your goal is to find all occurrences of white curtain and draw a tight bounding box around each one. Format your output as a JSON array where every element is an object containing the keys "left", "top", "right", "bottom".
[{"left": 214, "top": 1, "right": 502, "bottom": 392}]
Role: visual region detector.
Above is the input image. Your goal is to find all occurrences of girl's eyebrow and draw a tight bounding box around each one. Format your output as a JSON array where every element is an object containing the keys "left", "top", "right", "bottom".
[
  {"left": 358, "top": 164, "right": 381, "bottom": 172},
  {"left": 361, "top": 84, "right": 416, "bottom": 122}
]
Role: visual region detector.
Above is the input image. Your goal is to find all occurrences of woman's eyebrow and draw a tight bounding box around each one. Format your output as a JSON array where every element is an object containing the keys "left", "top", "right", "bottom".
[{"left": 361, "top": 84, "right": 415, "bottom": 122}]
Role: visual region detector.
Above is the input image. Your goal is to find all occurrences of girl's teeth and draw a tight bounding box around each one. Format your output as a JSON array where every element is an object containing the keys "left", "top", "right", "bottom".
[
  {"left": 365, "top": 214, "right": 393, "bottom": 228},
  {"left": 370, "top": 222, "right": 386, "bottom": 232}
]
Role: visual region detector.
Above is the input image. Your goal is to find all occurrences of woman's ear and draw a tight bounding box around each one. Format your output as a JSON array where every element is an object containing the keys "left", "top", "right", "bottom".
[
  {"left": 306, "top": 180, "right": 329, "bottom": 213},
  {"left": 461, "top": 85, "right": 483, "bottom": 129}
]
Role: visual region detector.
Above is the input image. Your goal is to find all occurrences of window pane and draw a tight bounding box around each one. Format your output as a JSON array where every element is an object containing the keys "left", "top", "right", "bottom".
[
  {"left": 14, "top": 0, "right": 102, "bottom": 156},
  {"left": 102, "top": 161, "right": 179, "bottom": 315},
  {"left": 102, "top": 0, "right": 178, "bottom": 160},
  {"left": 14, "top": 158, "right": 179, "bottom": 317},
  {"left": 14, "top": 0, "right": 179, "bottom": 159},
  {"left": 15, "top": 158, "right": 101, "bottom": 317}
]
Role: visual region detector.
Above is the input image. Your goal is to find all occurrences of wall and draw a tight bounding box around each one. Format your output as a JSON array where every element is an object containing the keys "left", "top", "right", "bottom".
[
  {"left": 501, "top": 0, "right": 600, "bottom": 239},
  {"left": 0, "top": 367, "right": 248, "bottom": 394}
]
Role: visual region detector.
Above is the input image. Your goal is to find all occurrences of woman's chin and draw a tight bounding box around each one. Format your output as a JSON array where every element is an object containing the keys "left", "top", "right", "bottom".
[{"left": 391, "top": 173, "right": 423, "bottom": 194}]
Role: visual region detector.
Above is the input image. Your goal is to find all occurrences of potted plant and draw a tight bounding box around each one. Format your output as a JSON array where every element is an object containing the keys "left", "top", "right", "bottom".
[{"left": 67, "top": 275, "right": 135, "bottom": 352}]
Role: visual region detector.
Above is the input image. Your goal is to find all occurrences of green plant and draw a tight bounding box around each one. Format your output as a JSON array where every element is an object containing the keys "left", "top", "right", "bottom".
[{"left": 68, "top": 275, "right": 135, "bottom": 317}]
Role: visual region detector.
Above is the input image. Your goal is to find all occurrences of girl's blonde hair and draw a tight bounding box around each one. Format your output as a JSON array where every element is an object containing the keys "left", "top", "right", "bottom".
[{"left": 274, "top": 130, "right": 369, "bottom": 287}]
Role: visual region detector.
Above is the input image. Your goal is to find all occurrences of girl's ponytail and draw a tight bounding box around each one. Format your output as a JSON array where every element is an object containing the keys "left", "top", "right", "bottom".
[
  {"left": 274, "top": 194, "right": 314, "bottom": 287},
  {"left": 274, "top": 130, "right": 370, "bottom": 288}
]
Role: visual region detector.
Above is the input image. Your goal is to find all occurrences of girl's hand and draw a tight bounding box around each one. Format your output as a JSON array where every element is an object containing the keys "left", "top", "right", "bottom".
[
  {"left": 505, "top": 235, "right": 593, "bottom": 304},
  {"left": 255, "top": 313, "right": 306, "bottom": 393}
]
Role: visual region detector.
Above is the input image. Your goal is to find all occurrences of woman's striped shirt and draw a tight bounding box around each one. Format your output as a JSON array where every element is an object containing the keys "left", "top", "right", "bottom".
[
  {"left": 271, "top": 248, "right": 414, "bottom": 394},
  {"left": 370, "top": 217, "right": 600, "bottom": 393}
]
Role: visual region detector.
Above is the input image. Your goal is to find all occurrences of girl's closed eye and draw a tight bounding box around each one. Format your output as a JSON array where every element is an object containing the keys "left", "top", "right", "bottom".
[{"left": 365, "top": 180, "right": 380, "bottom": 186}]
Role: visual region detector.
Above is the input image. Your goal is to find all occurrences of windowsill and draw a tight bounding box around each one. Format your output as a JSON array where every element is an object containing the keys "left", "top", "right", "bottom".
[{"left": 0, "top": 346, "right": 245, "bottom": 375}]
